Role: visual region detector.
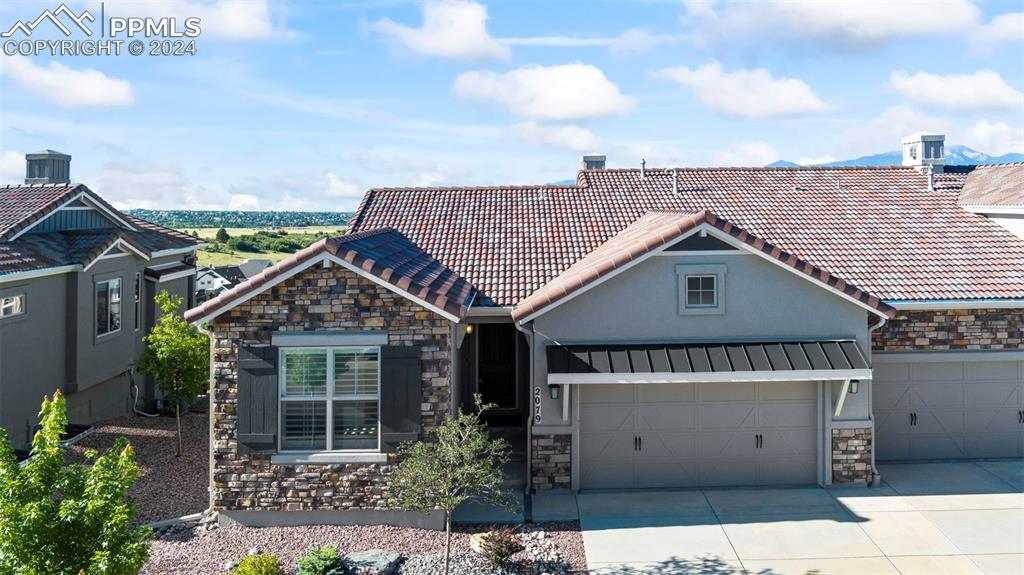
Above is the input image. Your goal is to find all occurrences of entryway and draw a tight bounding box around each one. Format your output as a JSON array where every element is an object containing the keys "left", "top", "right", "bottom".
[{"left": 578, "top": 381, "right": 819, "bottom": 489}]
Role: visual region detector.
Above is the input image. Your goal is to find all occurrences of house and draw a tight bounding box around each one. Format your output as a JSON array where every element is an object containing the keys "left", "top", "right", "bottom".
[
  {"left": 0, "top": 151, "right": 205, "bottom": 448},
  {"left": 185, "top": 133, "right": 1024, "bottom": 527},
  {"left": 238, "top": 258, "right": 273, "bottom": 278},
  {"left": 196, "top": 265, "right": 248, "bottom": 303},
  {"left": 955, "top": 163, "right": 1024, "bottom": 240}
]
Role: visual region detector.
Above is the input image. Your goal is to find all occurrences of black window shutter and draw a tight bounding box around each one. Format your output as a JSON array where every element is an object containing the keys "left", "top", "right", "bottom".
[
  {"left": 380, "top": 345, "right": 422, "bottom": 452},
  {"left": 236, "top": 346, "right": 278, "bottom": 454}
]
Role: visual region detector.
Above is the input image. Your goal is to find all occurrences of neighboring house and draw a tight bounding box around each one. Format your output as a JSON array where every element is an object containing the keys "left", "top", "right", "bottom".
[
  {"left": 238, "top": 258, "right": 272, "bottom": 278},
  {"left": 0, "top": 151, "right": 205, "bottom": 448},
  {"left": 185, "top": 133, "right": 1024, "bottom": 527},
  {"left": 196, "top": 265, "right": 247, "bottom": 303},
  {"left": 956, "top": 163, "right": 1024, "bottom": 240}
]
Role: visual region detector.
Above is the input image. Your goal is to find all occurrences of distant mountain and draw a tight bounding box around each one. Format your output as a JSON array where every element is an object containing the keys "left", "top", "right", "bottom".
[
  {"left": 773, "top": 145, "right": 1024, "bottom": 168},
  {"left": 766, "top": 160, "right": 800, "bottom": 168}
]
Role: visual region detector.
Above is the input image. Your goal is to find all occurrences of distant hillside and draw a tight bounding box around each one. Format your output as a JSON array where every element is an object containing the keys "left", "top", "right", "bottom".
[
  {"left": 774, "top": 145, "right": 1024, "bottom": 168},
  {"left": 128, "top": 209, "right": 351, "bottom": 229}
]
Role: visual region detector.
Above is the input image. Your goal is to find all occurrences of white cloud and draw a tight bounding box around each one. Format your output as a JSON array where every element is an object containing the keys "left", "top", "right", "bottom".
[
  {"left": 713, "top": 141, "right": 779, "bottom": 166},
  {"left": 324, "top": 172, "right": 362, "bottom": 199},
  {"left": 109, "top": 0, "right": 294, "bottom": 40},
  {"left": 840, "top": 106, "right": 949, "bottom": 157},
  {"left": 510, "top": 122, "right": 599, "bottom": 152},
  {"left": 453, "top": 63, "right": 633, "bottom": 121},
  {"left": 0, "top": 56, "right": 134, "bottom": 108},
  {"left": 963, "top": 120, "right": 1024, "bottom": 157},
  {"left": 0, "top": 151, "right": 23, "bottom": 183},
  {"left": 796, "top": 155, "right": 837, "bottom": 166},
  {"left": 890, "top": 70, "right": 1024, "bottom": 112},
  {"left": 973, "top": 12, "right": 1024, "bottom": 47},
  {"left": 687, "top": 0, "right": 980, "bottom": 49},
  {"left": 371, "top": 0, "right": 509, "bottom": 60},
  {"left": 228, "top": 194, "right": 261, "bottom": 210},
  {"left": 500, "top": 28, "right": 684, "bottom": 53},
  {"left": 654, "top": 61, "right": 828, "bottom": 118}
]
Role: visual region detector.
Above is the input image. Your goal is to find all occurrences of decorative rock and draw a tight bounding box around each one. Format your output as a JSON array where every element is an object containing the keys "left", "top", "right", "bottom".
[
  {"left": 343, "top": 549, "right": 402, "bottom": 575},
  {"left": 223, "top": 559, "right": 238, "bottom": 572}
]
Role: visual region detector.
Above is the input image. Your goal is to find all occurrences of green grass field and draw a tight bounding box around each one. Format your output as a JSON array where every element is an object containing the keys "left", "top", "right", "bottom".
[{"left": 180, "top": 226, "right": 347, "bottom": 268}]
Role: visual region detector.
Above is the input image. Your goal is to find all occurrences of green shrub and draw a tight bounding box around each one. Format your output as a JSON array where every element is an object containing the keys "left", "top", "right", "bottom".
[
  {"left": 296, "top": 544, "right": 346, "bottom": 575},
  {"left": 0, "top": 391, "right": 151, "bottom": 575},
  {"left": 480, "top": 526, "right": 523, "bottom": 567},
  {"left": 233, "top": 553, "right": 283, "bottom": 575}
]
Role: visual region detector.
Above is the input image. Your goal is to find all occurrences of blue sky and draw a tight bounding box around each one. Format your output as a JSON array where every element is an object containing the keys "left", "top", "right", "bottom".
[{"left": 0, "top": 0, "right": 1022, "bottom": 211}]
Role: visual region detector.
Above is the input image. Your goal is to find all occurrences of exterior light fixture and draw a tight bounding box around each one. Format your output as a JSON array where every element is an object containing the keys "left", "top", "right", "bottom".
[
  {"left": 849, "top": 380, "right": 860, "bottom": 394},
  {"left": 549, "top": 385, "right": 560, "bottom": 399},
  {"left": 465, "top": 324, "right": 474, "bottom": 335}
]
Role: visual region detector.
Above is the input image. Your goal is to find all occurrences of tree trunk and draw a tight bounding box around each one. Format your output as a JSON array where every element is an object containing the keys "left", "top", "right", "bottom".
[
  {"left": 444, "top": 510, "right": 452, "bottom": 575},
  {"left": 175, "top": 402, "right": 182, "bottom": 458}
]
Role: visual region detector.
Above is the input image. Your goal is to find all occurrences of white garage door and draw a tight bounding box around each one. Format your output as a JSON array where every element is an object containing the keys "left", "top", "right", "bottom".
[
  {"left": 578, "top": 381, "right": 819, "bottom": 489},
  {"left": 874, "top": 359, "right": 1024, "bottom": 461}
]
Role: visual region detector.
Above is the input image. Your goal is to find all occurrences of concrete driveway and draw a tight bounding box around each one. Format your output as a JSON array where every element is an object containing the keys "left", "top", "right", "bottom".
[{"left": 575, "top": 461, "right": 1024, "bottom": 574}]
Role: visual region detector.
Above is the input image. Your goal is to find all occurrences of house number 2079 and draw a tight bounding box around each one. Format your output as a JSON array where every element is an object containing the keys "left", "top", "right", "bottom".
[{"left": 533, "top": 386, "right": 542, "bottom": 424}]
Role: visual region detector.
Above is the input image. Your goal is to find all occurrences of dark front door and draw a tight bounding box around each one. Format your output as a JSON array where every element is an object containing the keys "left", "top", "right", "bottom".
[{"left": 477, "top": 323, "right": 518, "bottom": 411}]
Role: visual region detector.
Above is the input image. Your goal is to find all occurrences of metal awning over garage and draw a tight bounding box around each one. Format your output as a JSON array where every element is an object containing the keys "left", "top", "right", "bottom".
[{"left": 546, "top": 340, "right": 871, "bottom": 385}]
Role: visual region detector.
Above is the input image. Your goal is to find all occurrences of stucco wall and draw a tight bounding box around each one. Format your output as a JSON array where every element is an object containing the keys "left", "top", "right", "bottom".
[
  {"left": 209, "top": 264, "right": 451, "bottom": 513},
  {"left": 530, "top": 252, "right": 873, "bottom": 430}
]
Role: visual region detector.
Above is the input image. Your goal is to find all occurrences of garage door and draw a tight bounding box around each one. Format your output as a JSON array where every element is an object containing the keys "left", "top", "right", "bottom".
[
  {"left": 578, "top": 381, "right": 819, "bottom": 489},
  {"left": 874, "top": 359, "right": 1024, "bottom": 461}
]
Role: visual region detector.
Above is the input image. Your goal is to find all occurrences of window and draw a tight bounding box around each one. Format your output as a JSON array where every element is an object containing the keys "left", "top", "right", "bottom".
[
  {"left": 0, "top": 294, "right": 25, "bottom": 318},
  {"left": 133, "top": 273, "right": 142, "bottom": 331},
  {"left": 280, "top": 347, "right": 380, "bottom": 452},
  {"left": 685, "top": 275, "right": 717, "bottom": 308},
  {"left": 96, "top": 278, "right": 122, "bottom": 336}
]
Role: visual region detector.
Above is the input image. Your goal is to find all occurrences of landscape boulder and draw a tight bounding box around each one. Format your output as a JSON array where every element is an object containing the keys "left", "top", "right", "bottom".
[{"left": 342, "top": 549, "right": 401, "bottom": 575}]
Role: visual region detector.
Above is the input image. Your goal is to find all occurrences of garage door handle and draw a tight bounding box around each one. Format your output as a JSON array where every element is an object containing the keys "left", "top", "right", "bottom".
[{"left": 634, "top": 436, "right": 638, "bottom": 451}]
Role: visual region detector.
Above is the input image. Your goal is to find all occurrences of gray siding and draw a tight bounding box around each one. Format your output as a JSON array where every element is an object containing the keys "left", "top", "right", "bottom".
[
  {"left": 1, "top": 252, "right": 195, "bottom": 447},
  {"left": 28, "top": 208, "right": 117, "bottom": 234},
  {"left": 530, "top": 252, "right": 873, "bottom": 430}
]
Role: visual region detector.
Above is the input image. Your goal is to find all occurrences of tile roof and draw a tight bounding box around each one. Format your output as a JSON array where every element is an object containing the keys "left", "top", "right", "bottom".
[
  {"left": 512, "top": 210, "right": 893, "bottom": 322},
  {"left": 0, "top": 183, "right": 83, "bottom": 241},
  {"left": 350, "top": 166, "right": 1024, "bottom": 305},
  {"left": 185, "top": 228, "right": 477, "bottom": 323},
  {"left": 0, "top": 185, "right": 203, "bottom": 276},
  {"left": 957, "top": 164, "right": 1024, "bottom": 207}
]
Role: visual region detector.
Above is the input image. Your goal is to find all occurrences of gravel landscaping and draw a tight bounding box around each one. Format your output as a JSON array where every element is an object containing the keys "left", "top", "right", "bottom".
[
  {"left": 66, "top": 411, "right": 208, "bottom": 524},
  {"left": 144, "top": 522, "right": 586, "bottom": 575}
]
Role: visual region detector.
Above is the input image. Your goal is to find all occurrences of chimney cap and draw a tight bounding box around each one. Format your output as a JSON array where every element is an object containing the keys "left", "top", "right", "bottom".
[
  {"left": 26, "top": 149, "right": 71, "bottom": 160},
  {"left": 25, "top": 149, "right": 71, "bottom": 184}
]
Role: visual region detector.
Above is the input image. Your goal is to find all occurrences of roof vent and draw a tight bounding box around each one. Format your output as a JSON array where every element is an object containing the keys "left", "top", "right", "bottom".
[
  {"left": 581, "top": 154, "right": 606, "bottom": 170},
  {"left": 901, "top": 133, "right": 944, "bottom": 174},
  {"left": 25, "top": 149, "right": 71, "bottom": 184},
  {"left": 640, "top": 158, "right": 646, "bottom": 179}
]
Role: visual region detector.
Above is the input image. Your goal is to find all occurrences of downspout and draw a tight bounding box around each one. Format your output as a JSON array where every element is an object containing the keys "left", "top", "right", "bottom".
[
  {"left": 866, "top": 314, "right": 888, "bottom": 487},
  {"left": 196, "top": 323, "right": 216, "bottom": 513},
  {"left": 513, "top": 319, "right": 535, "bottom": 511}
]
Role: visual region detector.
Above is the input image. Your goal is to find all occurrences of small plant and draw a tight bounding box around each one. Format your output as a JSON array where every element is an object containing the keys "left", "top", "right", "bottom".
[
  {"left": 233, "top": 553, "right": 283, "bottom": 575},
  {"left": 480, "top": 526, "right": 523, "bottom": 567},
  {"left": 296, "top": 545, "right": 346, "bottom": 575},
  {"left": 386, "top": 395, "right": 515, "bottom": 575}
]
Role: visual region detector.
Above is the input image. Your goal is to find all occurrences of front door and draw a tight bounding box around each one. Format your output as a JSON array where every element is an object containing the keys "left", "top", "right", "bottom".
[{"left": 477, "top": 323, "right": 520, "bottom": 413}]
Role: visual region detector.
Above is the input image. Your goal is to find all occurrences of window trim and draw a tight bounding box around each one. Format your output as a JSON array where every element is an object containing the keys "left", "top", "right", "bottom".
[
  {"left": 675, "top": 263, "right": 727, "bottom": 316},
  {"left": 0, "top": 293, "right": 26, "bottom": 319},
  {"left": 95, "top": 277, "right": 123, "bottom": 337},
  {"left": 133, "top": 272, "right": 142, "bottom": 332},
  {"left": 277, "top": 345, "right": 382, "bottom": 454}
]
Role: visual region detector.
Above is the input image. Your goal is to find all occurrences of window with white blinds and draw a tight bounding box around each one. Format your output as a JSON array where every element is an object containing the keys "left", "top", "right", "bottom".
[{"left": 280, "top": 347, "right": 380, "bottom": 452}]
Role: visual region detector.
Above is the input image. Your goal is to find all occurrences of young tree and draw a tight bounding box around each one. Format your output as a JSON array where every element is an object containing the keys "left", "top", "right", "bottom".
[
  {"left": 215, "top": 227, "right": 230, "bottom": 242},
  {"left": 386, "top": 397, "right": 515, "bottom": 575},
  {"left": 136, "top": 290, "right": 209, "bottom": 457},
  {"left": 0, "top": 391, "right": 151, "bottom": 575}
]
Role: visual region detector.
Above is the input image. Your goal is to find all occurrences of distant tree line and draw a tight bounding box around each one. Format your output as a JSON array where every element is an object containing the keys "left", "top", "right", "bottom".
[{"left": 127, "top": 209, "right": 351, "bottom": 229}]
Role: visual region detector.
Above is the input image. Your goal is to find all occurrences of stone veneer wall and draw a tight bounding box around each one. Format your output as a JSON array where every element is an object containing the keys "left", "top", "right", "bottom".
[
  {"left": 531, "top": 434, "right": 571, "bottom": 491},
  {"left": 832, "top": 428, "right": 872, "bottom": 484},
  {"left": 210, "top": 265, "right": 451, "bottom": 512},
  {"left": 873, "top": 309, "right": 1023, "bottom": 352}
]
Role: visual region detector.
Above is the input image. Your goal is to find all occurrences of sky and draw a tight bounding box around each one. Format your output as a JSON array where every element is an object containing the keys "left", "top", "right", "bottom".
[{"left": 0, "top": 0, "right": 1022, "bottom": 212}]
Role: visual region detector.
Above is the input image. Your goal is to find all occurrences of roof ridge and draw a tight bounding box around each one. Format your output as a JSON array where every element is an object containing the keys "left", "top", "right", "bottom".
[
  {"left": 336, "top": 226, "right": 395, "bottom": 243},
  {"left": 586, "top": 166, "right": 916, "bottom": 173},
  {"left": 367, "top": 184, "right": 582, "bottom": 193},
  {"left": 969, "top": 162, "right": 1024, "bottom": 168}
]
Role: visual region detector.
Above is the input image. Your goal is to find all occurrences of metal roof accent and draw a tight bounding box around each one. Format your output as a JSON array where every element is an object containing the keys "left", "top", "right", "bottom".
[{"left": 546, "top": 339, "right": 869, "bottom": 375}]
